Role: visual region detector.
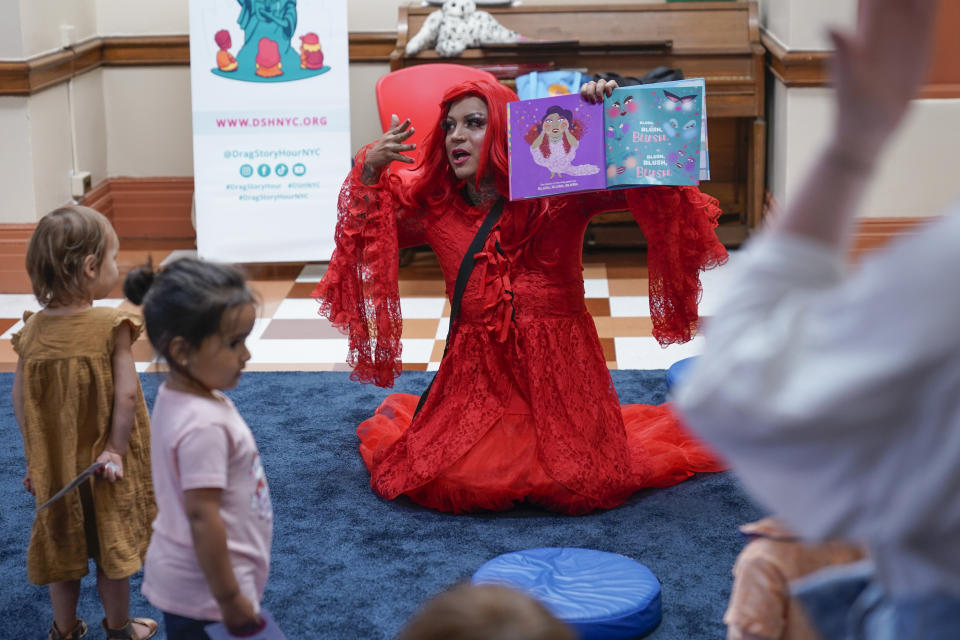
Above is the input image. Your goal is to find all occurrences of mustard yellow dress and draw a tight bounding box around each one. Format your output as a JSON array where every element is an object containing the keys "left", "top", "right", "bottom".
[{"left": 12, "top": 307, "right": 156, "bottom": 585}]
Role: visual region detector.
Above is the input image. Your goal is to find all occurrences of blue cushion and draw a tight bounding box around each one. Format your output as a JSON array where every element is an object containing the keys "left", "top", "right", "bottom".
[
  {"left": 666, "top": 356, "right": 700, "bottom": 393},
  {"left": 472, "top": 548, "right": 661, "bottom": 639}
]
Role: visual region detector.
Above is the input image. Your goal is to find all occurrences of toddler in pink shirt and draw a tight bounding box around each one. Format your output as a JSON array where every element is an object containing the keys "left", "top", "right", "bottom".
[{"left": 125, "top": 257, "right": 272, "bottom": 639}]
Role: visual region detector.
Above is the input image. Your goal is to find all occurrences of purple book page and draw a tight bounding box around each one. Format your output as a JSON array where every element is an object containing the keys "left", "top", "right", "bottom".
[{"left": 508, "top": 94, "right": 605, "bottom": 200}]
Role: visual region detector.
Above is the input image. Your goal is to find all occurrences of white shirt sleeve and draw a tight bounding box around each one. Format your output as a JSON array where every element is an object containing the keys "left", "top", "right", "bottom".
[{"left": 675, "top": 209, "right": 960, "bottom": 542}]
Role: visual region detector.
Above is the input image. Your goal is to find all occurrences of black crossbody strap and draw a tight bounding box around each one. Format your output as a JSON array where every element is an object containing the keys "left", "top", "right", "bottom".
[{"left": 414, "top": 196, "right": 506, "bottom": 417}]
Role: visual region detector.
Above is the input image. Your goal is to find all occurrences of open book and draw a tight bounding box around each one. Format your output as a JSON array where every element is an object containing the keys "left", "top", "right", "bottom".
[{"left": 507, "top": 78, "right": 709, "bottom": 200}]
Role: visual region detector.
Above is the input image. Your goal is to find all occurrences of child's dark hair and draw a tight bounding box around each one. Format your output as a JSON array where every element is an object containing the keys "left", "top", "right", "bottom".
[
  {"left": 397, "top": 583, "right": 575, "bottom": 640},
  {"left": 26, "top": 205, "right": 111, "bottom": 307},
  {"left": 124, "top": 257, "right": 255, "bottom": 363},
  {"left": 541, "top": 105, "right": 574, "bottom": 125}
]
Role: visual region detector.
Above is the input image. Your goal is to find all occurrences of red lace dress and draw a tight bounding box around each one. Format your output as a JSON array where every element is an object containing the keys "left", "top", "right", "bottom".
[{"left": 314, "top": 150, "right": 728, "bottom": 514}]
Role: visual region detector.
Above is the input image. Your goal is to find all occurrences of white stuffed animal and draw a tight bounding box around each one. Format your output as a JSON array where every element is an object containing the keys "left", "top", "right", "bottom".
[{"left": 405, "top": 0, "right": 522, "bottom": 58}]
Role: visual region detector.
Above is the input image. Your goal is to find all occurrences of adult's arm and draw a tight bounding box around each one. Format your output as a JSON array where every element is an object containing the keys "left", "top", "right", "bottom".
[{"left": 674, "top": 0, "right": 945, "bottom": 541}]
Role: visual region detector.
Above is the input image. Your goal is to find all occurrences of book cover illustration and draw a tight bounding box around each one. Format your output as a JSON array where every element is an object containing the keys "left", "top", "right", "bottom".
[
  {"left": 508, "top": 93, "right": 606, "bottom": 200},
  {"left": 664, "top": 78, "right": 710, "bottom": 180},
  {"left": 603, "top": 81, "right": 704, "bottom": 187}
]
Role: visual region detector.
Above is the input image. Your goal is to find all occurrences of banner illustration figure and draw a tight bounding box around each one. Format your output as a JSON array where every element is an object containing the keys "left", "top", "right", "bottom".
[
  {"left": 190, "top": 0, "right": 350, "bottom": 261},
  {"left": 209, "top": 0, "right": 331, "bottom": 82}
]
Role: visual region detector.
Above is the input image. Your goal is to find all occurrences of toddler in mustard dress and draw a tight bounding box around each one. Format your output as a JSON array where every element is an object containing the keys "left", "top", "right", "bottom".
[{"left": 12, "top": 206, "right": 158, "bottom": 640}]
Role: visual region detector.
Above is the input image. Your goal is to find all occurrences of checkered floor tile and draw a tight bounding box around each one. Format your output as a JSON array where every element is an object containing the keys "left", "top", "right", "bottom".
[{"left": 0, "top": 248, "right": 737, "bottom": 373}]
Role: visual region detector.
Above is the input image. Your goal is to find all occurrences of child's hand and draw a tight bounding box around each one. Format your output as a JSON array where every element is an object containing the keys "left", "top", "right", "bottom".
[
  {"left": 219, "top": 592, "right": 262, "bottom": 636},
  {"left": 23, "top": 471, "right": 34, "bottom": 495},
  {"left": 96, "top": 450, "right": 124, "bottom": 482}
]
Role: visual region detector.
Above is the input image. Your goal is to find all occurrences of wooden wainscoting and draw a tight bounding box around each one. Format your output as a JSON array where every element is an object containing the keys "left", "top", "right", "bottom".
[
  {"left": 850, "top": 217, "right": 937, "bottom": 262},
  {"left": 0, "top": 224, "right": 37, "bottom": 293},
  {"left": 0, "top": 178, "right": 195, "bottom": 293},
  {"left": 104, "top": 177, "right": 195, "bottom": 241},
  {"left": 0, "top": 32, "right": 395, "bottom": 96}
]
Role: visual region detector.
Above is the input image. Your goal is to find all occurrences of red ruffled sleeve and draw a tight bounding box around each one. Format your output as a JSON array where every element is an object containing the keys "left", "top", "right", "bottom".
[
  {"left": 311, "top": 147, "right": 411, "bottom": 387},
  {"left": 625, "top": 185, "right": 728, "bottom": 346}
]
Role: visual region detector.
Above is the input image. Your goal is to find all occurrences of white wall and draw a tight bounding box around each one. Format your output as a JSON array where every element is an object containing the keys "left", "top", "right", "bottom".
[
  {"left": 72, "top": 70, "right": 109, "bottom": 186},
  {"left": 103, "top": 67, "right": 194, "bottom": 177},
  {"left": 0, "top": 0, "right": 23, "bottom": 59},
  {"left": 95, "top": 0, "right": 189, "bottom": 35},
  {"left": 19, "top": 0, "right": 97, "bottom": 57},
  {"left": 0, "top": 98, "right": 36, "bottom": 222},
  {"left": 761, "top": 0, "right": 957, "bottom": 218},
  {"left": 28, "top": 85, "right": 76, "bottom": 217},
  {"left": 761, "top": 0, "right": 856, "bottom": 50},
  {"left": 349, "top": 62, "right": 390, "bottom": 153},
  {"left": 862, "top": 99, "right": 960, "bottom": 217}
]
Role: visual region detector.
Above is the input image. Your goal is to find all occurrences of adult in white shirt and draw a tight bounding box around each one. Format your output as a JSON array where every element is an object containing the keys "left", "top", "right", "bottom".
[{"left": 674, "top": 0, "right": 960, "bottom": 637}]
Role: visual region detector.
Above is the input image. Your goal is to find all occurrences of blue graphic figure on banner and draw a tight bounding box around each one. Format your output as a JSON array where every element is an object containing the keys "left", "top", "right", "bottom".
[{"left": 211, "top": 0, "right": 330, "bottom": 83}]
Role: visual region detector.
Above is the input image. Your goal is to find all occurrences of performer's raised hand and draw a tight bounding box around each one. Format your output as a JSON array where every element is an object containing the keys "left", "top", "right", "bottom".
[
  {"left": 580, "top": 78, "right": 618, "bottom": 104},
  {"left": 362, "top": 114, "right": 417, "bottom": 183}
]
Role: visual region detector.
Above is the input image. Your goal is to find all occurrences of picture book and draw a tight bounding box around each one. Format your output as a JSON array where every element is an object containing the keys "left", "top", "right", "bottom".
[
  {"left": 604, "top": 79, "right": 705, "bottom": 188},
  {"left": 507, "top": 79, "right": 709, "bottom": 200},
  {"left": 507, "top": 93, "right": 606, "bottom": 200}
]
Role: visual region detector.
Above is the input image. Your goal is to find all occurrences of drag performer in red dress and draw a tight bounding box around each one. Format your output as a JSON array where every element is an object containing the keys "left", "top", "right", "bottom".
[{"left": 314, "top": 79, "right": 727, "bottom": 514}]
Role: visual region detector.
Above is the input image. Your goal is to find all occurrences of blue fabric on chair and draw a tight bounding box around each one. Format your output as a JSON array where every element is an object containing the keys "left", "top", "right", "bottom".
[
  {"left": 666, "top": 356, "right": 700, "bottom": 394},
  {"left": 515, "top": 70, "right": 584, "bottom": 99},
  {"left": 473, "top": 547, "right": 662, "bottom": 639}
]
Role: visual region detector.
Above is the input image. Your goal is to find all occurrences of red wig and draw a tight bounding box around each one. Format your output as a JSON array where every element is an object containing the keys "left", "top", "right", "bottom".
[
  {"left": 403, "top": 79, "right": 517, "bottom": 210},
  {"left": 395, "top": 79, "right": 555, "bottom": 265}
]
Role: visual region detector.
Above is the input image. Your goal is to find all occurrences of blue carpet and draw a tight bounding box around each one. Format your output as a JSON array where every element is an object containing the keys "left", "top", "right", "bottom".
[{"left": 0, "top": 371, "right": 763, "bottom": 639}]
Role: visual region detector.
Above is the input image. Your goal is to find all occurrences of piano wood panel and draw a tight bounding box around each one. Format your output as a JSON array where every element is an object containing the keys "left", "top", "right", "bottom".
[{"left": 391, "top": 1, "right": 765, "bottom": 246}]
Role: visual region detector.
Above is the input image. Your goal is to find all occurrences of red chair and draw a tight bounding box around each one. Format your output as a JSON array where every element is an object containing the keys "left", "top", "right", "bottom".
[{"left": 375, "top": 63, "right": 498, "bottom": 164}]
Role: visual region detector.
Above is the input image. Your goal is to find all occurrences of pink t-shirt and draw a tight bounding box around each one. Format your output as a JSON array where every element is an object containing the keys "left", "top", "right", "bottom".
[{"left": 142, "top": 383, "right": 273, "bottom": 620}]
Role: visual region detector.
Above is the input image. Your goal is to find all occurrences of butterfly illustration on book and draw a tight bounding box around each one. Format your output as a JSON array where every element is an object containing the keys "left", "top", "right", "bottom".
[
  {"left": 662, "top": 90, "right": 698, "bottom": 112},
  {"left": 663, "top": 117, "right": 699, "bottom": 141}
]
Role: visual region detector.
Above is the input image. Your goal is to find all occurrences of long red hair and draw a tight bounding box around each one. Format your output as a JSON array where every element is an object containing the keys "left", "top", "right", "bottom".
[
  {"left": 403, "top": 80, "right": 515, "bottom": 210},
  {"left": 396, "top": 79, "right": 557, "bottom": 265}
]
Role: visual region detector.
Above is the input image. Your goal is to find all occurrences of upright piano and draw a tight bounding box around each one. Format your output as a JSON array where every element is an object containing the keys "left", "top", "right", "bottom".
[{"left": 391, "top": 1, "right": 765, "bottom": 247}]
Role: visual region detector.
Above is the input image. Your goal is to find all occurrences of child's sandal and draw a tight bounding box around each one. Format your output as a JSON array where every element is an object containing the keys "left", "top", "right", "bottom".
[
  {"left": 101, "top": 617, "right": 159, "bottom": 640},
  {"left": 48, "top": 619, "right": 88, "bottom": 640}
]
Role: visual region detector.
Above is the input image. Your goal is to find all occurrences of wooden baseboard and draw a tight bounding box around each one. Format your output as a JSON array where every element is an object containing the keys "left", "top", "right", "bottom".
[
  {"left": 850, "top": 217, "right": 935, "bottom": 261},
  {"left": 0, "top": 177, "right": 195, "bottom": 293},
  {"left": 0, "top": 224, "right": 38, "bottom": 293},
  {"left": 101, "top": 177, "right": 195, "bottom": 240},
  {"left": 762, "top": 189, "right": 934, "bottom": 259}
]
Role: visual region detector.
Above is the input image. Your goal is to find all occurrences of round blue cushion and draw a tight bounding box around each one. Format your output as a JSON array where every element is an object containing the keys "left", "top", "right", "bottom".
[
  {"left": 666, "top": 356, "right": 700, "bottom": 394},
  {"left": 472, "top": 548, "right": 661, "bottom": 639}
]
